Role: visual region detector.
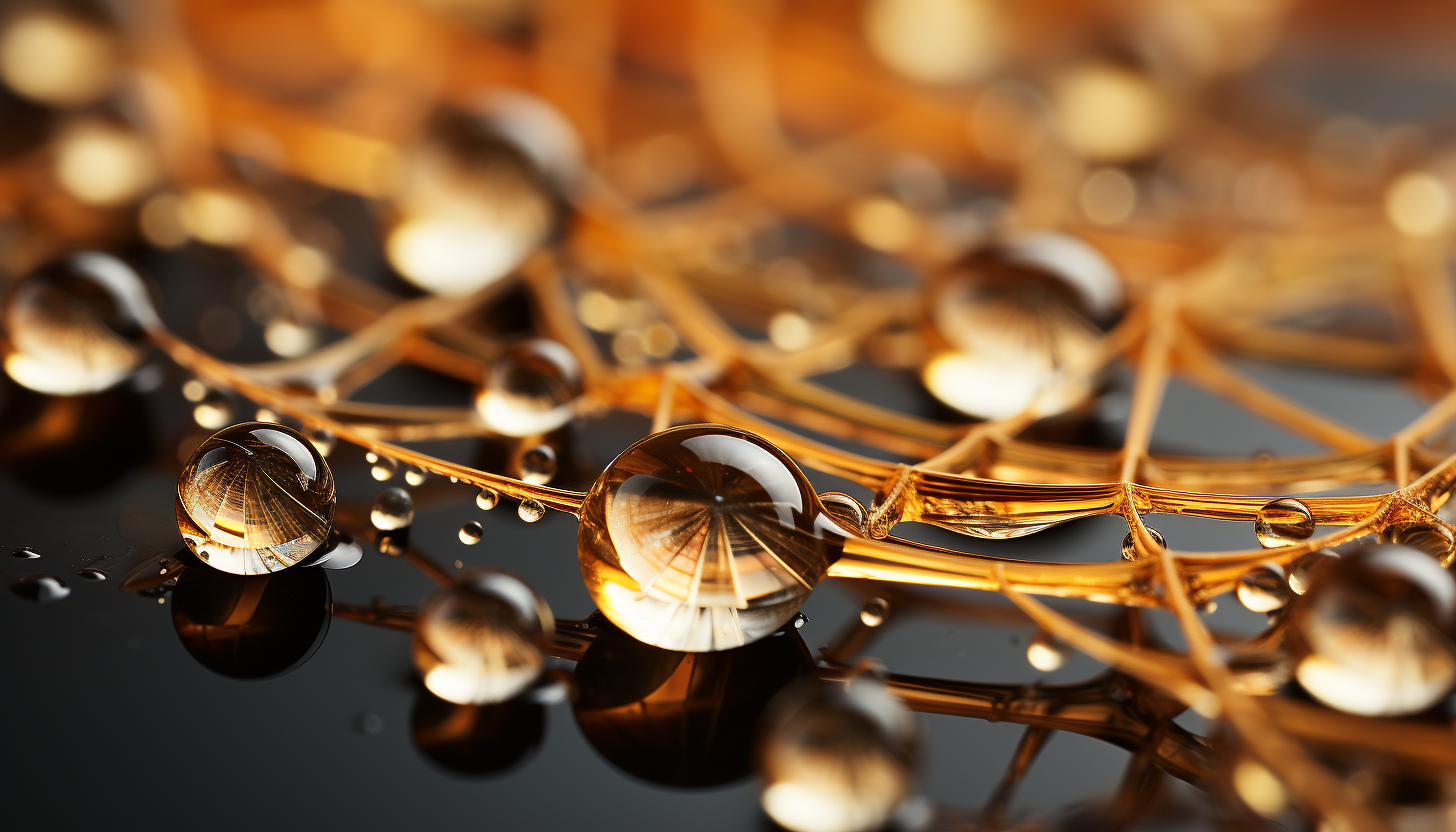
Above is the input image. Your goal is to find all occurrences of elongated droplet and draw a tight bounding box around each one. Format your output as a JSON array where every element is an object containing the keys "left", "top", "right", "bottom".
[
  {"left": 477, "top": 487, "right": 500, "bottom": 511},
  {"left": 77, "top": 567, "right": 107, "bottom": 581},
  {"left": 11, "top": 546, "right": 40, "bottom": 559},
  {"left": 1254, "top": 498, "right": 1314, "bottom": 548},
  {"left": 10, "top": 574, "right": 70, "bottom": 601},
  {"left": 518, "top": 499, "right": 545, "bottom": 523}
]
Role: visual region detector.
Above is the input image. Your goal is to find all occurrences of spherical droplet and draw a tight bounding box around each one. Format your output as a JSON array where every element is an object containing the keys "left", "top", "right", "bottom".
[
  {"left": 476, "top": 487, "right": 500, "bottom": 511},
  {"left": 192, "top": 388, "right": 232, "bottom": 430},
  {"left": 520, "top": 444, "right": 557, "bottom": 485},
  {"left": 371, "top": 487, "right": 415, "bottom": 531},
  {"left": 404, "top": 465, "right": 427, "bottom": 487},
  {"left": 759, "top": 675, "right": 919, "bottom": 832},
  {"left": 1254, "top": 498, "right": 1315, "bottom": 548},
  {"left": 1292, "top": 543, "right": 1456, "bottom": 716},
  {"left": 577, "top": 425, "right": 840, "bottom": 652},
  {"left": 517, "top": 499, "right": 545, "bottom": 523},
  {"left": 77, "top": 567, "right": 107, "bottom": 581},
  {"left": 819, "top": 492, "right": 868, "bottom": 535},
  {"left": 11, "top": 546, "right": 40, "bottom": 559},
  {"left": 412, "top": 569, "right": 554, "bottom": 705},
  {"left": 9, "top": 574, "right": 70, "bottom": 602},
  {"left": 2, "top": 252, "right": 159, "bottom": 395},
  {"left": 1288, "top": 549, "right": 1339, "bottom": 595},
  {"left": 860, "top": 598, "right": 889, "bottom": 627},
  {"left": 476, "top": 339, "right": 583, "bottom": 437},
  {"left": 459, "top": 520, "right": 484, "bottom": 545},
  {"left": 1120, "top": 527, "right": 1166, "bottom": 561},
  {"left": 176, "top": 422, "right": 336, "bottom": 575},
  {"left": 171, "top": 563, "right": 331, "bottom": 679},
  {"left": 366, "top": 452, "right": 398, "bottom": 481},
  {"left": 308, "top": 428, "right": 336, "bottom": 457},
  {"left": 1236, "top": 563, "right": 1290, "bottom": 613},
  {"left": 1026, "top": 629, "right": 1071, "bottom": 672}
]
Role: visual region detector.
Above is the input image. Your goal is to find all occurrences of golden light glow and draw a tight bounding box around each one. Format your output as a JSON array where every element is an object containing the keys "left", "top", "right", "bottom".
[
  {"left": 54, "top": 120, "right": 158, "bottom": 207},
  {"left": 0, "top": 10, "right": 115, "bottom": 106},
  {"left": 1054, "top": 64, "right": 1172, "bottom": 162},
  {"left": 181, "top": 189, "right": 255, "bottom": 247},
  {"left": 1385, "top": 172, "right": 1451, "bottom": 236},
  {"left": 864, "top": 0, "right": 1007, "bottom": 85},
  {"left": 847, "top": 196, "right": 918, "bottom": 252},
  {"left": 1232, "top": 758, "right": 1288, "bottom": 817}
]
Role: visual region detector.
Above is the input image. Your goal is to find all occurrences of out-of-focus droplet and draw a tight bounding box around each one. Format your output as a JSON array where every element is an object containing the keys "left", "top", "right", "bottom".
[
  {"left": 54, "top": 118, "right": 157, "bottom": 206},
  {"left": 3, "top": 253, "right": 159, "bottom": 395},
  {"left": 517, "top": 499, "right": 545, "bottom": 523},
  {"left": 759, "top": 675, "right": 919, "bottom": 832},
  {"left": 1236, "top": 563, "right": 1290, "bottom": 613},
  {"left": 10, "top": 574, "right": 70, "bottom": 602},
  {"left": 412, "top": 569, "right": 554, "bottom": 704},
  {"left": 519, "top": 445, "right": 557, "bottom": 485},
  {"left": 1053, "top": 62, "right": 1172, "bottom": 162},
  {"left": 1079, "top": 167, "right": 1137, "bottom": 225},
  {"left": 860, "top": 598, "right": 889, "bottom": 627},
  {"left": 477, "top": 487, "right": 500, "bottom": 510},
  {"left": 0, "top": 9, "right": 116, "bottom": 107},
  {"left": 1288, "top": 549, "right": 1338, "bottom": 595},
  {"left": 180, "top": 188, "right": 254, "bottom": 247},
  {"left": 176, "top": 422, "right": 336, "bottom": 575},
  {"left": 367, "top": 452, "right": 399, "bottom": 481},
  {"left": 254, "top": 408, "right": 280, "bottom": 423},
  {"left": 182, "top": 378, "right": 208, "bottom": 402},
  {"left": 819, "top": 492, "right": 868, "bottom": 535},
  {"left": 1121, "top": 527, "right": 1167, "bottom": 561},
  {"left": 863, "top": 0, "right": 1006, "bottom": 85},
  {"left": 371, "top": 487, "right": 415, "bottom": 531},
  {"left": 846, "top": 196, "right": 918, "bottom": 253},
  {"left": 1292, "top": 543, "right": 1456, "bottom": 716},
  {"left": 1233, "top": 758, "right": 1288, "bottom": 818},
  {"left": 1383, "top": 523, "right": 1454, "bottom": 561},
  {"left": 459, "top": 521, "right": 484, "bottom": 545},
  {"left": 1386, "top": 172, "right": 1451, "bottom": 237},
  {"left": 1026, "top": 629, "right": 1071, "bottom": 672},
  {"left": 263, "top": 319, "right": 317, "bottom": 358},
  {"left": 77, "top": 567, "right": 107, "bottom": 581},
  {"left": 192, "top": 388, "right": 232, "bottom": 430},
  {"left": 377, "top": 533, "right": 406, "bottom": 558},
  {"left": 308, "top": 429, "right": 336, "bottom": 457},
  {"left": 1254, "top": 498, "right": 1315, "bottom": 548},
  {"left": 404, "top": 465, "right": 428, "bottom": 486},
  {"left": 476, "top": 339, "right": 583, "bottom": 437},
  {"left": 11, "top": 546, "right": 40, "bottom": 559}
]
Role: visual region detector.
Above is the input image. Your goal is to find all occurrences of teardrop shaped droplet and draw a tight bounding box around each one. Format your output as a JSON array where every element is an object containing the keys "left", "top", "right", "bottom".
[
  {"left": 517, "top": 499, "right": 545, "bottom": 523},
  {"left": 476, "top": 487, "right": 500, "bottom": 511}
]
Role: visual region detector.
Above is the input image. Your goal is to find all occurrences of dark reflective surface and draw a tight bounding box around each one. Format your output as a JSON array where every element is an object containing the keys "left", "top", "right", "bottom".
[{"left": 411, "top": 688, "right": 546, "bottom": 777}]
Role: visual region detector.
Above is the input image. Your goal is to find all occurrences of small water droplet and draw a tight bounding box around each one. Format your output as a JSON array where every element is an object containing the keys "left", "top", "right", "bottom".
[
  {"left": 11, "top": 546, "right": 40, "bottom": 559},
  {"left": 459, "top": 520, "right": 484, "bottom": 545},
  {"left": 520, "top": 445, "right": 558, "bottom": 485},
  {"left": 370, "top": 487, "right": 414, "bottom": 530},
  {"left": 792, "top": 613, "right": 808, "bottom": 629},
  {"left": 77, "top": 567, "right": 107, "bottom": 581},
  {"left": 1120, "top": 527, "right": 1166, "bottom": 561},
  {"left": 404, "top": 465, "right": 427, "bottom": 487},
  {"left": 354, "top": 713, "right": 384, "bottom": 735},
  {"left": 1236, "top": 563, "right": 1290, "bottom": 613},
  {"left": 476, "top": 487, "right": 500, "bottom": 511},
  {"left": 366, "top": 452, "right": 398, "bottom": 481},
  {"left": 10, "top": 574, "right": 69, "bottom": 601},
  {"left": 192, "top": 388, "right": 232, "bottom": 430},
  {"left": 1026, "top": 629, "right": 1070, "bottom": 672},
  {"left": 518, "top": 499, "right": 545, "bottom": 523},
  {"left": 860, "top": 597, "right": 889, "bottom": 627},
  {"left": 1254, "top": 498, "right": 1315, "bottom": 548}
]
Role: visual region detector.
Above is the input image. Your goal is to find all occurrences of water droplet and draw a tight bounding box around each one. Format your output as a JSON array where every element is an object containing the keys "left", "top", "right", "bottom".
[
  {"left": 476, "top": 487, "right": 500, "bottom": 510},
  {"left": 11, "top": 546, "right": 40, "bottom": 559},
  {"left": 177, "top": 422, "right": 336, "bottom": 574},
  {"left": 77, "top": 567, "right": 107, "bottom": 580},
  {"left": 1026, "top": 629, "right": 1070, "bottom": 672},
  {"left": 1120, "top": 527, "right": 1166, "bottom": 561},
  {"left": 308, "top": 429, "right": 336, "bottom": 457},
  {"left": 1236, "top": 563, "right": 1290, "bottom": 613},
  {"left": 404, "top": 465, "right": 427, "bottom": 487},
  {"left": 475, "top": 339, "right": 583, "bottom": 437},
  {"left": 2, "top": 252, "right": 159, "bottom": 395},
  {"left": 860, "top": 597, "right": 889, "bottom": 627},
  {"left": 10, "top": 574, "right": 70, "bottom": 601},
  {"left": 454, "top": 559, "right": 463, "bottom": 569},
  {"left": 517, "top": 499, "right": 545, "bottom": 523},
  {"left": 371, "top": 487, "right": 415, "bottom": 530},
  {"left": 413, "top": 569, "right": 553, "bottom": 704},
  {"left": 1254, "top": 498, "right": 1315, "bottom": 548},
  {"left": 1233, "top": 757, "right": 1288, "bottom": 818},
  {"left": 182, "top": 378, "right": 208, "bottom": 402},
  {"left": 1288, "top": 549, "right": 1339, "bottom": 595},
  {"left": 255, "top": 408, "right": 280, "bottom": 423},
  {"left": 520, "top": 445, "right": 557, "bottom": 485},
  {"left": 459, "top": 521, "right": 484, "bottom": 545},
  {"left": 192, "top": 388, "right": 232, "bottom": 430},
  {"left": 791, "top": 613, "right": 808, "bottom": 629},
  {"left": 820, "top": 492, "right": 868, "bottom": 535},
  {"left": 355, "top": 713, "right": 384, "bottom": 735},
  {"left": 1383, "top": 522, "right": 1454, "bottom": 560},
  {"left": 367, "top": 452, "right": 398, "bottom": 481}
]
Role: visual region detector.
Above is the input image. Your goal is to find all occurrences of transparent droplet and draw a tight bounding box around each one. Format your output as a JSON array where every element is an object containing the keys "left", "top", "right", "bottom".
[
  {"left": 404, "top": 465, "right": 427, "bottom": 487},
  {"left": 77, "top": 567, "right": 107, "bottom": 580},
  {"left": 1026, "top": 629, "right": 1071, "bottom": 672},
  {"left": 11, "top": 546, "right": 40, "bottom": 559},
  {"left": 459, "top": 521, "right": 484, "bottom": 545},
  {"left": 367, "top": 452, "right": 398, "bottom": 481},
  {"left": 517, "top": 499, "right": 545, "bottom": 523},
  {"left": 1254, "top": 498, "right": 1315, "bottom": 548},
  {"left": 2, "top": 252, "right": 159, "bottom": 395},
  {"left": 820, "top": 492, "right": 868, "bottom": 535},
  {"left": 475, "top": 339, "right": 583, "bottom": 437},
  {"left": 860, "top": 597, "right": 889, "bottom": 627},
  {"left": 371, "top": 487, "right": 415, "bottom": 531},
  {"left": 192, "top": 388, "right": 231, "bottom": 430},
  {"left": 520, "top": 445, "right": 557, "bottom": 485},
  {"left": 308, "top": 428, "right": 336, "bottom": 457},
  {"left": 176, "top": 422, "right": 336, "bottom": 575},
  {"left": 412, "top": 569, "right": 554, "bottom": 705},
  {"left": 1383, "top": 522, "right": 1454, "bottom": 561},
  {"left": 577, "top": 425, "right": 840, "bottom": 652},
  {"left": 1292, "top": 542, "right": 1456, "bottom": 716},
  {"left": 1288, "top": 549, "right": 1339, "bottom": 595},
  {"left": 1236, "top": 563, "right": 1290, "bottom": 613},
  {"left": 476, "top": 487, "right": 500, "bottom": 510},
  {"left": 760, "top": 675, "right": 918, "bottom": 832},
  {"left": 9, "top": 574, "right": 70, "bottom": 602},
  {"left": 1120, "top": 527, "right": 1166, "bottom": 561}
]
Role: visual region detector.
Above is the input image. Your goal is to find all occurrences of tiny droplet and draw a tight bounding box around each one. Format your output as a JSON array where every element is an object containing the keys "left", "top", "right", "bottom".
[
  {"left": 459, "top": 520, "right": 484, "bottom": 545},
  {"left": 476, "top": 487, "right": 500, "bottom": 511},
  {"left": 518, "top": 499, "right": 546, "bottom": 523},
  {"left": 860, "top": 597, "right": 889, "bottom": 627}
]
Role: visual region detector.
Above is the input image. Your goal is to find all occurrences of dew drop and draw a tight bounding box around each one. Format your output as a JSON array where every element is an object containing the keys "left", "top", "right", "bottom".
[
  {"left": 459, "top": 521, "right": 484, "bottom": 545},
  {"left": 367, "top": 452, "right": 398, "bottom": 481},
  {"left": 404, "top": 465, "right": 427, "bottom": 487},
  {"left": 475, "top": 339, "right": 583, "bottom": 437},
  {"left": 11, "top": 546, "right": 40, "bottom": 559},
  {"left": 10, "top": 574, "right": 70, "bottom": 601},
  {"left": 518, "top": 499, "right": 545, "bottom": 523},
  {"left": 859, "top": 597, "right": 889, "bottom": 627},
  {"left": 1236, "top": 563, "right": 1290, "bottom": 613},
  {"left": 476, "top": 487, "right": 500, "bottom": 511},
  {"left": 519, "top": 445, "right": 557, "bottom": 485},
  {"left": 192, "top": 388, "right": 231, "bottom": 430},
  {"left": 77, "top": 567, "right": 107, "bottom": 581},
  {"left": 371, "top": 487, "right": 415, "bottom": 530},
  {"left": 1254, "top": 498, "right": 1315, "bottom": 548},
  {"left": 308, "top": 428, "right": 336, "bottom": 457},
  {"left": 1120, "top": 527, "right": 1166, "bottom": 561},
  {"left": 1026, "top": 629, "right": 1070, "bottom": 672}
]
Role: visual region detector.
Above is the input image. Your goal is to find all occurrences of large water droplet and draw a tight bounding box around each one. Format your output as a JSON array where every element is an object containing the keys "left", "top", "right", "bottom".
[
  {"left": 371, "top": 487, "right": 415, "bottom": 531},
  {"left": 1254, "top": 498, "right": 1315, "bottom": 548},
  {"left": 475, "top": 339, "right": 582, "bottom": 437},
  {"left": 476, "top": 487, "right": 500, "bottom": 510},
  {"left": 10, "top": 574, "right": 70, "bottom": 601}
]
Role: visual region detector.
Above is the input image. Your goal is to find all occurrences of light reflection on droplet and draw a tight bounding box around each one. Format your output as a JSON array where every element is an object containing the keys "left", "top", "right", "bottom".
[
  {"left": 371, "top": 487, "right": 415, "bottom": 531},
  {"left": 1254, "top": 498, "right": 1314, "bottom": 548}
]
